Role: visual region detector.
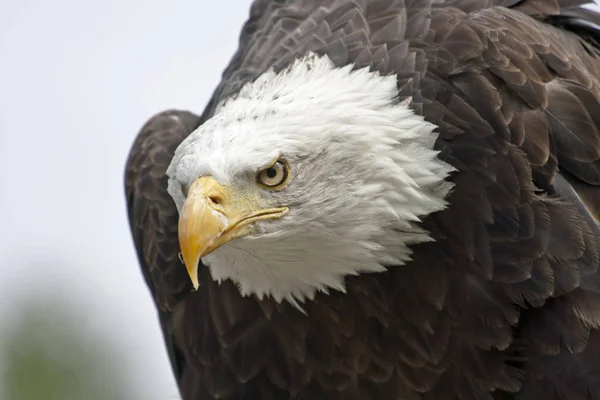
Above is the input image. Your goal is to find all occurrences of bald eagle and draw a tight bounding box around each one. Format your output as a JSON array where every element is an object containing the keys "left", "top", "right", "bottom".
[{"left": 125, "top": 1, "right": 600, "bottom": 399}]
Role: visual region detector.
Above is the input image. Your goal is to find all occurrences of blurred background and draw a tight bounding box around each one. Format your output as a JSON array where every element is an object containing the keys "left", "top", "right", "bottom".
[
  {"left": 0, "top": 1, "right": 250, "bottom": 398},
  {"left": 1, "top": 1, "right": 600, "bottom": 399}
]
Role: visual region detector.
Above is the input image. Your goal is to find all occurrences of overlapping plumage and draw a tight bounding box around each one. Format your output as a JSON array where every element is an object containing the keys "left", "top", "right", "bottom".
[{"left": 125, "top": 1, "right": 600, "bottom": 398}]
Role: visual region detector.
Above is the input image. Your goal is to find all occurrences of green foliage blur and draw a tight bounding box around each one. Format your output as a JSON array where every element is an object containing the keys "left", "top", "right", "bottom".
[{"left": 1, "top": 294, "right": 141, "bottom": 400}]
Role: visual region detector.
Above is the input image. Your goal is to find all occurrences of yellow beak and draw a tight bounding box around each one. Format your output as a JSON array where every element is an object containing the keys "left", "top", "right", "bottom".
[{"left": 178, "top": 177, "right": 288, "bottom": 289}]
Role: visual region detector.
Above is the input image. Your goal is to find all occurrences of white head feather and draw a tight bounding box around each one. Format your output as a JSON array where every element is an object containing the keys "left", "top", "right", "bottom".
[{"left": 167, "top": 53, "right": 455, "bottom": 306}]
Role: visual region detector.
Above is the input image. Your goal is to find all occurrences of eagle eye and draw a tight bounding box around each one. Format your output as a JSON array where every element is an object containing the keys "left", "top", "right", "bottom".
[{"left": 257, "top": 160, "right": 289, "bottom": 189}]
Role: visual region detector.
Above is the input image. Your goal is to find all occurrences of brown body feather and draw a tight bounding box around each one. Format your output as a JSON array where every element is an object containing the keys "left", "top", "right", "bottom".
[{"left": 125, "top": 1, "right": 600, "bottom": 398}]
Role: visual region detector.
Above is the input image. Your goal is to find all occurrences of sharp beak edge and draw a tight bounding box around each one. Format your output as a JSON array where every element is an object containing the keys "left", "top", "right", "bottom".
[{"left": 178, "top": 177, "right": 288, "bottom": 290}]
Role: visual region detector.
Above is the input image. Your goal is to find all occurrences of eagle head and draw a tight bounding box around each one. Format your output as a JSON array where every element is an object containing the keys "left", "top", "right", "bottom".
[{"left": 166, "top": 53, "right": 455, "bottom": 306}]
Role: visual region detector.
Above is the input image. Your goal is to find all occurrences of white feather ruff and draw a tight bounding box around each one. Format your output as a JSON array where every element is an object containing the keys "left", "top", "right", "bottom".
[{"left": 167, "top": 53, "right": 456, "bottom": 306}]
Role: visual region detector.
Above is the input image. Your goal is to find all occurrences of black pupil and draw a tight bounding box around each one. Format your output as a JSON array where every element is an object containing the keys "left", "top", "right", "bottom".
[{"left": 266, "top": 167, "right": 278, "bottom": 179}]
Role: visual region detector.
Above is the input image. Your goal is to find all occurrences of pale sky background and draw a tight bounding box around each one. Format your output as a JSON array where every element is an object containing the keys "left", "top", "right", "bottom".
[
  {"left": 1, "top": 1, "right": 599, "bottom": 399},
  {"left": 0, "top": 1, "right": 251, "bottom": 398}
]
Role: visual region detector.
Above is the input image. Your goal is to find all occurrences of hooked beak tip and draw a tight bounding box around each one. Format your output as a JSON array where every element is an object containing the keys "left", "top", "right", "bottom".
[
  {"left": 187, "top": 259, "right": 201, "bottom": 290},
  {"left": 180, "top": 235, "right": 213, "bottom": 291},
  {"left": 178, "top": 178, "right": 229, "bottom": 290},
  {"left": 177, "top": 176, "right": 289, "bottom": 290}
]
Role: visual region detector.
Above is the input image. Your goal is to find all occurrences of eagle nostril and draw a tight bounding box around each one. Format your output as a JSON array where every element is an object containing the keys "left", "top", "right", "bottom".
[{"left": 208, "top": 195, "right": 222, "bottom": 205}]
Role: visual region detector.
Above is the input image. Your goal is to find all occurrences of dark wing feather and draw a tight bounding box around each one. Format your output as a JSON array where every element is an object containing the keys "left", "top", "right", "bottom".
[
  {"left": 125, "top": 1, "right": 600, "bottom": 399},
  {"left": 125, "top": 110, "right": 201, "bottom": 381},
  {"left": 420, "top": 4, "right": 600, "bottom": 398}
]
